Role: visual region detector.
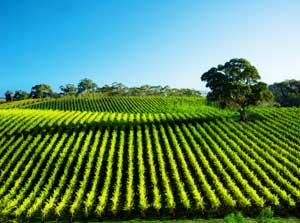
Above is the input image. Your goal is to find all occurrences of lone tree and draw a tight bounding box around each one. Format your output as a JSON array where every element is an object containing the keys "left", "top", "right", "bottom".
[{"left": 201, "top": 58, "right": 272, "bottom": 121}]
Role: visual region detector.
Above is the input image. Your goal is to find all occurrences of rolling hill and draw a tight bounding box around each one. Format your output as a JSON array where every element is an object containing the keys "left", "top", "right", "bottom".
[{"left": 0, "top": 96, "right": 299, "bottom": 221}]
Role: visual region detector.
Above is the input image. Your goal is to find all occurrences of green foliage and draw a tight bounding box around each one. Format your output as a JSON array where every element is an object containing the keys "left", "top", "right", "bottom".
[
  {"left": 5, "top": 90, "right": 13, "bottom": 102},
  {"left": 77, "top": 78, "right": 98, "bottom": 93},
  {"left": 0, "top": 105, "right": 299, "bottom": 221},
  {"left": 97, "top": 83, "right": 201, "bottom": 96},
  {"left": 59, "top": 84, "right": 77, "bottom": 95},
  {"left": 14, "top": 90, "right": 29, "bottom": 100},
  {"left": 224, "top": 213, "right": 236, "bottom": 223},
  {"left": 0, "top": 98, "right": 48, "bottom": 109},
  {"left": 257, "top": 207, "right": 277, "bottom": 223},
  {"left": 4, "top": 79, "right": 201, "bottom": 104},
  {"left": 269, "top": 79, "right": 300, "bottom": 107},
  {"left": 1, "top": 96, "right": 210, "bottom": 114},
  {"left": 30, "top": 84, "right": 53, "bottom": 98},
  {"left": 201, "top": 58, "right": 272, "bottom": 120},
  {"left": 224, "top": 212, "right": 247, "bottom": 223}
]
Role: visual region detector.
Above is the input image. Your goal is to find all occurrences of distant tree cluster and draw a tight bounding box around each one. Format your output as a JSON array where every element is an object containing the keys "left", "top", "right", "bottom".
[
  {"left": 96, "top": 83, "right": 201, "bottom": 96},
  {"left": 4, "top": 78, "right": 201, "bottom": 102},
  {"left": 60, "top": 79, "right": 201, "bottom": 96},
  {"left": 269, "top": 79, "right": 300, "bottom": 106},
  {"left": 5, "top": 84, "right": 53, "bottom": 102},
  {"left": 5, "top": 90, "right": 30, "bottom": 102}
]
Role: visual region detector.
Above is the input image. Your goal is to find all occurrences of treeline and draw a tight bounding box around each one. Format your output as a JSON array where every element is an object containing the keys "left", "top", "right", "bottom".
[
  {"left": 4, "top": 78, "right": 300, "bottom": 107},
  {"left": 269, "top": 79, "right": 300, "bottom": 107},
  {"left": 4, "top": 78, "right": 201, "bottom": 102}
]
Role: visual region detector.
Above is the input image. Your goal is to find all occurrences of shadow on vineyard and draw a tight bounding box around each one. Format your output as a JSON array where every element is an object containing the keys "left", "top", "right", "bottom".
[
  {"left": 230, "top": 112, "right": 267, "bottom": 123},
  {"left": 0, "top": 113, "right": 238, "bottom": 139},
  {"left": 1, "top": 208, "right": 300, "bottom": 223}
]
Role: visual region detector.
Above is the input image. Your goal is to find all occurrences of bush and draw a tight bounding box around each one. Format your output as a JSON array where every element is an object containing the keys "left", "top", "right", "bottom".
[
  {"left": 224, "top": 213, "right": 236, "bottom": 223},
  {"left": 258, "top": 207, "right": 277, "bottom": 223},
  {"left": 224, "top": 212, "right": 247, "bottom": 223},
  {"left": 235, "top": 212, "right": 247, "bottom": 223}
]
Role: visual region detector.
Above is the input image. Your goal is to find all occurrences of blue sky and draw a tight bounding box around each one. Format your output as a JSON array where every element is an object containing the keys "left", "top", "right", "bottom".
[{"left": 1, "top": 0, "right": 300, "bottom": 96}]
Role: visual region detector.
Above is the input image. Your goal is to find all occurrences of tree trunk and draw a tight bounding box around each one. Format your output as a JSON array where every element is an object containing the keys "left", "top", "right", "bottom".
[{"left": 239, "top": 107, "right": 247, "bottom": 121}]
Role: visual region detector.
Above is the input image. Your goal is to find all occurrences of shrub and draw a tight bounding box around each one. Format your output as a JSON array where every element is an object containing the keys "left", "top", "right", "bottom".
[
  {"left": 258, "top": 207, "right": 277, "bottom": 223},
  {"left": 224, "top": 212, "right": 247, "bottom": 223}
]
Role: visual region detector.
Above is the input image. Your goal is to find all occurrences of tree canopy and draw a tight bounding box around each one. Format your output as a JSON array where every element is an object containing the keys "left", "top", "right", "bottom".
[
  {"left": 30, "top": 84, "right": 53, "bottom": 98},
  {"left": 77, "top": 78, "right": 98, "bottom": 93},
  {"left": 201, "top": 58, "right": 272, "bottom": 121},
  {"left": 14, "top": 90, "right": 29, "bottom": 100},
  {"left": 269, "top": 79, "right": 300, "bottom": 106},
  {"left": 60, "top": 84, "right": 77, "bottom": 95},
  {"left": 5, "top": 91, "right": 13, "bottom": 102},
  {"left": 4, "top": 81, "right": 201, "bottom": 102}
]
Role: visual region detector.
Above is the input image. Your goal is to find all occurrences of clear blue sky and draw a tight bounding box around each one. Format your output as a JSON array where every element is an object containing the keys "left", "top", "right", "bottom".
[{"left": 1, "top": 0, "right": 300, "bottom": 96}]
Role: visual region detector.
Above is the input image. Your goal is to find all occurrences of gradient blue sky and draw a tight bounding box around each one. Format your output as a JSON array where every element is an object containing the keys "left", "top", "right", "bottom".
[{"left": 1, "top": 0, "right": 300, "bottom": 96}]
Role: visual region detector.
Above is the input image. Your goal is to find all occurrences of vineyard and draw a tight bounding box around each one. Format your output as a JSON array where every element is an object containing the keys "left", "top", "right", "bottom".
[
  {"left": 0, "top": 97, "right": 300, "bottom": 221},
  {"left": 0, "top": 96, "right": 207, "bottom": 113}
]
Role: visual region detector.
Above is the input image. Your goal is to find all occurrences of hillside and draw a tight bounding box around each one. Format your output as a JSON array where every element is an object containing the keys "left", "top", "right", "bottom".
[
  {"left": 0, "top": 97, "right": 300, "bottom": 221},
  {"left": 0, "top": 96, "right": 206, "bottom": 113}
]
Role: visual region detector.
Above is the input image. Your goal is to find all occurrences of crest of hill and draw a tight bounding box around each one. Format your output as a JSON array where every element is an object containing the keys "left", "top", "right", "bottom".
[{"left": 0, "top": 96, "right": 211, "bottom": 114}]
